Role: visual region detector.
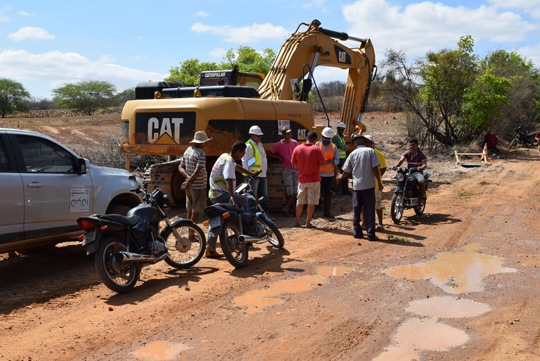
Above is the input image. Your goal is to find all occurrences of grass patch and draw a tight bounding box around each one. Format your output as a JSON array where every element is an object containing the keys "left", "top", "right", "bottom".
[{"left": 387, "top": 235, "right": 411, "bottom": 243}]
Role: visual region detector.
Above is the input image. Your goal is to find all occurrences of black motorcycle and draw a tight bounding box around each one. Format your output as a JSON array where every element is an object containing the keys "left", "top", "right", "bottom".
[
  {"left": 508, "top": 125, "right": 537, "bottom": 149},
  {"left": 202, "top": 182, "right": 284, "bottom": 268},
  {"left": 77, "top": 185, "right": 206, "bottom": 293},
  {"left": 390, "top": 167, "right": 431, "bottom": 224}
]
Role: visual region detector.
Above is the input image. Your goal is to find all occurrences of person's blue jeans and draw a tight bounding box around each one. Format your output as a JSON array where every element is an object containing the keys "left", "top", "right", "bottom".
[
  {"left": 352, "top": 188, "right": 376, "bottom": 238},
  {"left": 244, "top": 176, "right": 268, "bottom": 211}
]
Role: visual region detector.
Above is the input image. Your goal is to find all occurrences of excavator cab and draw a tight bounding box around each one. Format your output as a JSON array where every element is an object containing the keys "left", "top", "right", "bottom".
[{"left": 200, "top": 67, "right": 265, "bottom": 90}]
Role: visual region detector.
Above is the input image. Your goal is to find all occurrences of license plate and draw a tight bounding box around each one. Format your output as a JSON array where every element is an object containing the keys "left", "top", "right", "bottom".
[
  {"left": 82, "top": 230, "right": 96, "bottom": 246},
  {"left": 209, "top": 217, "right": 222, "bottom": 228}
]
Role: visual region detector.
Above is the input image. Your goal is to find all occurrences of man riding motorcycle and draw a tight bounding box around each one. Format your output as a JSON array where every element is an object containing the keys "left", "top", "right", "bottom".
[{"left": 393, "top": 138, "right": 428, "bottom": 206}]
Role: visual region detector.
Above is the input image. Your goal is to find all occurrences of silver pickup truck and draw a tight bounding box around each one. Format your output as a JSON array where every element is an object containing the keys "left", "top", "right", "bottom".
[{"left": 0, "top": 128, "right": 141, "bottom": 253}]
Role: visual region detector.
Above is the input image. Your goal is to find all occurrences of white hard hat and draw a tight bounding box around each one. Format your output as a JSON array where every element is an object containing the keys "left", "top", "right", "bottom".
[
  {"left": 337, "top": 122, "right": 346, "bottom": 129},
  {"left": 364, "top": 134, "right": 373, "bottom": 142},
  {"left": 249, "top": 125, "right": 264, "bottom": 136},
  {"left": 322, "top": 127, "right": 334, "bottom": 138}
]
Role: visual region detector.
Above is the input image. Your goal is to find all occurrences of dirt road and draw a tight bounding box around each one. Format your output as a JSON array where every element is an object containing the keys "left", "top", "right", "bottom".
[
  {"left": 1, "top": 143, "right": 539, "bottom": 360},
  {"left": 1, "top": 111, "right": 540, "bottom": 360}
]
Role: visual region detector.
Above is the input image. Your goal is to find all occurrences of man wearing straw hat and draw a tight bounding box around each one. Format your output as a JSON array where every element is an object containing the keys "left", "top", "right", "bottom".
[{"left": 178, "top": 131, "right": 211, "bottom": 225}]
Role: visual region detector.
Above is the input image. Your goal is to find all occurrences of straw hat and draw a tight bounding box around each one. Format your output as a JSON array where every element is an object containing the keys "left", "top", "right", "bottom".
[{"left": 190, "top": 131, "right": 211, "bottom": 143}]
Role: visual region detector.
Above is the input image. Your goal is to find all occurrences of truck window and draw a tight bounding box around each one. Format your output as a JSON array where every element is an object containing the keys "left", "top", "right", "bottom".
[
  {"left": 0, "top": 138, "right": 9, "bottom": 172},
  {"left": 16, "top": 135, "right": 76, "bottom": 173}
]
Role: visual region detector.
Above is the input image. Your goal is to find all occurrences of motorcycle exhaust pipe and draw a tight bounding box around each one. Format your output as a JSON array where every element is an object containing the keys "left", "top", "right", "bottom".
[
  {"left": 116, "top": 251, "right": 166, "bottom": 263},
  {"left": 238, "top": 235, "right": 261, "bottom": 243}
]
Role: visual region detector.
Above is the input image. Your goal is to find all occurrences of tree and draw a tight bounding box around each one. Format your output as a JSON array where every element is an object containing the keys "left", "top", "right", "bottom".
[
  {"left": 0, "top": 78, "right": 30, "bottom": 118},
  {"left": 166, "top": 46, "right": 276, "bottom": 85},
  {"left": 52, "top": 80, "right": 116, "bottom": 115},
  {"left": 224, "top": 46, "right": 276, "bottom": 74}
]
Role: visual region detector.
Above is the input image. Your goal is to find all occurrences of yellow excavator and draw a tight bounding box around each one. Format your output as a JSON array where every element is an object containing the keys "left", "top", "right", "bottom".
[{"left": 120, "top": 19, "right": 376, "bottom": 208}]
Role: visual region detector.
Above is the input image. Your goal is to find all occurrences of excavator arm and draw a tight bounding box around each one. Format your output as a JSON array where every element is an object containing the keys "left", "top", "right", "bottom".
[{"left": 258, "top": 19, "right": 376, "bottom": 136}]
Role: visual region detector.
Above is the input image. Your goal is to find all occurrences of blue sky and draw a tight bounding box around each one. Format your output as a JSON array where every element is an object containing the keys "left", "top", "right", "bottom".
[{"left": 1, "top": 0, "right": 538, "bottom": 99}]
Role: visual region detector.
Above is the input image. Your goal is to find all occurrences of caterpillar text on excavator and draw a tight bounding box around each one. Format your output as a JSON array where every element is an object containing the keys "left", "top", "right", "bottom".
[{"left": 120, "top": 19, "right": 376, "bottom": 208}]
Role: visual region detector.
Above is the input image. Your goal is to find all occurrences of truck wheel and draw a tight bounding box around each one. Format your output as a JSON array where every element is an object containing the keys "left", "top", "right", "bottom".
[{"left": 106, "top": 203, "right": 131, "bottom": 216}]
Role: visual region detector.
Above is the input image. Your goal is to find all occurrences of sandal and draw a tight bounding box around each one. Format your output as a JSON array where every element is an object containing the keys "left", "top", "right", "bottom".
[
  {"left": 305, "top": 224, "right": 316, "bottom": 229},
  {"left": 376, "top": 225, "right": 385, "bottom": 232}
]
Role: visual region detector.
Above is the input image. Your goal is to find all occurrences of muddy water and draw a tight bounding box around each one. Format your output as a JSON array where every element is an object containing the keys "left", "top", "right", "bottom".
[
  {"left": 374, "top": 246, "right": 514, "bottom": 360},
  {"left": 384, "top": 246, "right": 516, "bottom": 294},
  {"left": 132, "top": 341, "right": 190, "bottom": 361},
  {"left": 233, "top": 266, "right": 355, "bottom": 314}
]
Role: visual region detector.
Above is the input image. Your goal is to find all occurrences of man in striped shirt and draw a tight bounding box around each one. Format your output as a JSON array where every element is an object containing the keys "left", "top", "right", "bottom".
[{"left": 179, "top": 131, "right": 211, "bottom": 225}]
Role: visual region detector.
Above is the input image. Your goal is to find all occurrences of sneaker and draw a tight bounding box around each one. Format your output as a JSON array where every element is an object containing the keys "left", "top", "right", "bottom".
[
  {"left": 205, "top": 249, "right": 223, "bottom": 258},
  {"left": 367, "top": 235, "right": 380, "bottom": 242}
]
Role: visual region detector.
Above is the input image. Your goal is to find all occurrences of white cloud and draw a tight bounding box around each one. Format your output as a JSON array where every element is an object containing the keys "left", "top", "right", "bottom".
[
  {"left": 196, "top": 11, "right": 209, "bottom": 17},
  {"left": 342, "top": 0, "right": 536, "bottom": 57},
  {"left": 489, "top": 0, "right": 540, "bottom": 20},
  {"left": 136, "top": 36, "right": 144, "bottom": 40},
  {"left": 19, "top": 11, "right": 35, "bottom": 16},
  {"left": 302, "top": 0, "right": 326, "bottom": 9},
  {"left": 516, "top": 42, "right": 540, "bottom": 69},
  {"left": 0, "top": 15, "right": 8, "bottom": 22},
  {"left": 7, "top": 26, "right": 55, "bottom": 41},
  {"left": 190, "top": 22, "right": 290, "bottom": 43},
  {"left": 209, "top": 47, "right": 227, "bottom": 59},
  {"left": 0, "top": 49, "right": 167, "bottom": 97}
]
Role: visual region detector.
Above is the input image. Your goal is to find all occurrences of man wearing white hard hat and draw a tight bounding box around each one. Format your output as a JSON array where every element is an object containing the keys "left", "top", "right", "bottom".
[
  {"left": 332, "top": 122, "right": 351, "bottom": 195},
  {"left": 178, "top": 131, "right": 212, "bottom": 225},
  {"left": 316, "top": 127, "right": 340, "bottom": 219},
  {"left": 242, "top": 125, "right": 269, "bottom": 210}
]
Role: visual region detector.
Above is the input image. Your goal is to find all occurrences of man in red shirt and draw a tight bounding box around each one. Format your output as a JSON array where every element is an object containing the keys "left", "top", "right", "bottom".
[{"left": 291, "top": 131, "right": 326, "bottom": 228}]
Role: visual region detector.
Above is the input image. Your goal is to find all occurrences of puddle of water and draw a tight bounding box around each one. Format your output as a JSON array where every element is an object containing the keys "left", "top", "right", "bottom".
[
  {"left": 234, "top": 266, "right": 355, "bottom": 314},
  {"left": 234, "top": 275, "right": 327, "bottom": 314},
  {"left": 384, "top": 251, "right": 516, "bottom": 294},
  {"left": 315, "top": 265, "right": 355, "bottom": 276},
  {"left": 406, "top": 296, "right": 491, "bottom": 318},
  {"left": 374, "top": 318, "right": 469, "bottom": 360},
  {"left": 461, "top": 243, "right": 485, "bottom": 252},
  {"left": 132, "top": 341, "right": 190, "bottom": 361}
]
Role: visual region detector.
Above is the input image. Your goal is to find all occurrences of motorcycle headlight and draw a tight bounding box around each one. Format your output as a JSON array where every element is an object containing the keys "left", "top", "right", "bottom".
[{"left": 396, "top": 173, "right": 405, "bottom": 182}]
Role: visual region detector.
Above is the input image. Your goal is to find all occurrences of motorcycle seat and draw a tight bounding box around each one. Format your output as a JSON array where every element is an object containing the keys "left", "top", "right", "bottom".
[
  {"left": 216, "top": 203, "right": 239, "bottom": 211},
  {"left": 100, "top": 214, "right": 141, "bottom": 226}
]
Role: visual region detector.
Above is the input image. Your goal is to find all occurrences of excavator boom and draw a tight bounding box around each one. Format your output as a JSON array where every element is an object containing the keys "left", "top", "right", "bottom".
[{"left": 258, "top": 19, "right": 376, "bottom": 135}]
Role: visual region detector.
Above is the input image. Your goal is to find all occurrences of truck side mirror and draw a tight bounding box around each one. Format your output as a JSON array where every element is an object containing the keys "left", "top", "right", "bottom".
[{"left": 77, "top": 158, "right": 89, "bottom": 174}]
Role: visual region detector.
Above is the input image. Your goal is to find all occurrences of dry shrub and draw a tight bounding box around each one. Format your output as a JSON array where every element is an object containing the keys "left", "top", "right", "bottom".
[{"left": 71, "top": 135, "right": 166, "bottom": 171}]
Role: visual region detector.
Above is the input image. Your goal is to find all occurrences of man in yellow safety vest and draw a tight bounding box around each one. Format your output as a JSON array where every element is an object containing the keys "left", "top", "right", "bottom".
[
  {"left": 242, "top": 125, "right": 269, "bottom": 210},
  {"left": 316, "top": 127, "right": 340, "bottom": 219}
]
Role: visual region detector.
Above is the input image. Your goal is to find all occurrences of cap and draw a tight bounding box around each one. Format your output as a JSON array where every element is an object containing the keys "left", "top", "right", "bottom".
[
  {"left": 189, "top": 131, "right": 212, "bottom": 143},
  {"left": 322, "top": 127, "right": 334, "bottom": 138},
  {"left": 351, "top": 133, "right": 366, "bottom": 142},
  {"left": 364, "top": 134, "right": 373, "bottom": 142},
  {"left": 337, "top": 122, "right": 346, "bottom": 129},
  {"left": 249, "top": 125, "right": 264, "bottom": 136},
  {"left": 280, "top": 126, "right": 292, "bottom": 133}
]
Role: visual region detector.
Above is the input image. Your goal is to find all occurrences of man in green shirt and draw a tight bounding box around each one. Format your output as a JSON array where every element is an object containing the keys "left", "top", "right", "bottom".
[{"left": 332, "top": 122, "right": 351, "bottom": 195}]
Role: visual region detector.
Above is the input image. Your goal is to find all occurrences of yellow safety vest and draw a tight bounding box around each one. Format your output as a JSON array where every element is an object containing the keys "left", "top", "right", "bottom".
[
  {"left": 242, "top": 139, "right": 265, "bottom": 175},
  {"left": 337, "top": 134, "right": 347, "bottom": 158},
  {"left": 319, "top": 142, "right": 336, "bottom": 176}
]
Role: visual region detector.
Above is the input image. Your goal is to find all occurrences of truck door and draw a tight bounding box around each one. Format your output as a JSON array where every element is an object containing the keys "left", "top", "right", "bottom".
[
  {"left": 0, "top": 134, "right": 24, "bottom": 243},
  {"left": 15, "top": 134, "right": 93, "bottom": 238}
]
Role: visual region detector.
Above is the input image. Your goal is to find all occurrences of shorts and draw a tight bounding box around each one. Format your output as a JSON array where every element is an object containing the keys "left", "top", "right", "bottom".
[
  {"left": 283, "top": 168, "right": 299, "bottom": 196},
  {"left": 411, "top": 171, "right": 425, "bottom": 183},
  {"left": 375, "top": 190, "right": 382, "bottom": 210},
  {"left": 297, "top": 182, "right": 321, "bottom": 206},
  {"left": 185, "top": 187, "right": 207, "bottom": 213}
]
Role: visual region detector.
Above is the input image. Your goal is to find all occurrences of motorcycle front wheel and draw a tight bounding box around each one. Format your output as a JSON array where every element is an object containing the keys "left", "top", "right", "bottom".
[
  {"left": 262, "top": 221, "right": 284, "bottom": 249},
  {"left": 390, "top": 192, "right": 405, "bottom": 224},
  {"left": 95, "top": 237, "right": 139, "bottom": 293},
  {"left": 163, "top": 220, "right": 206, "bottom": 269},
  {"left": 220, "top": 220, "right": 249, "bottom": 268},
  {"left": 508, "top": 137, "right": 518, "bottom": 149}
]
